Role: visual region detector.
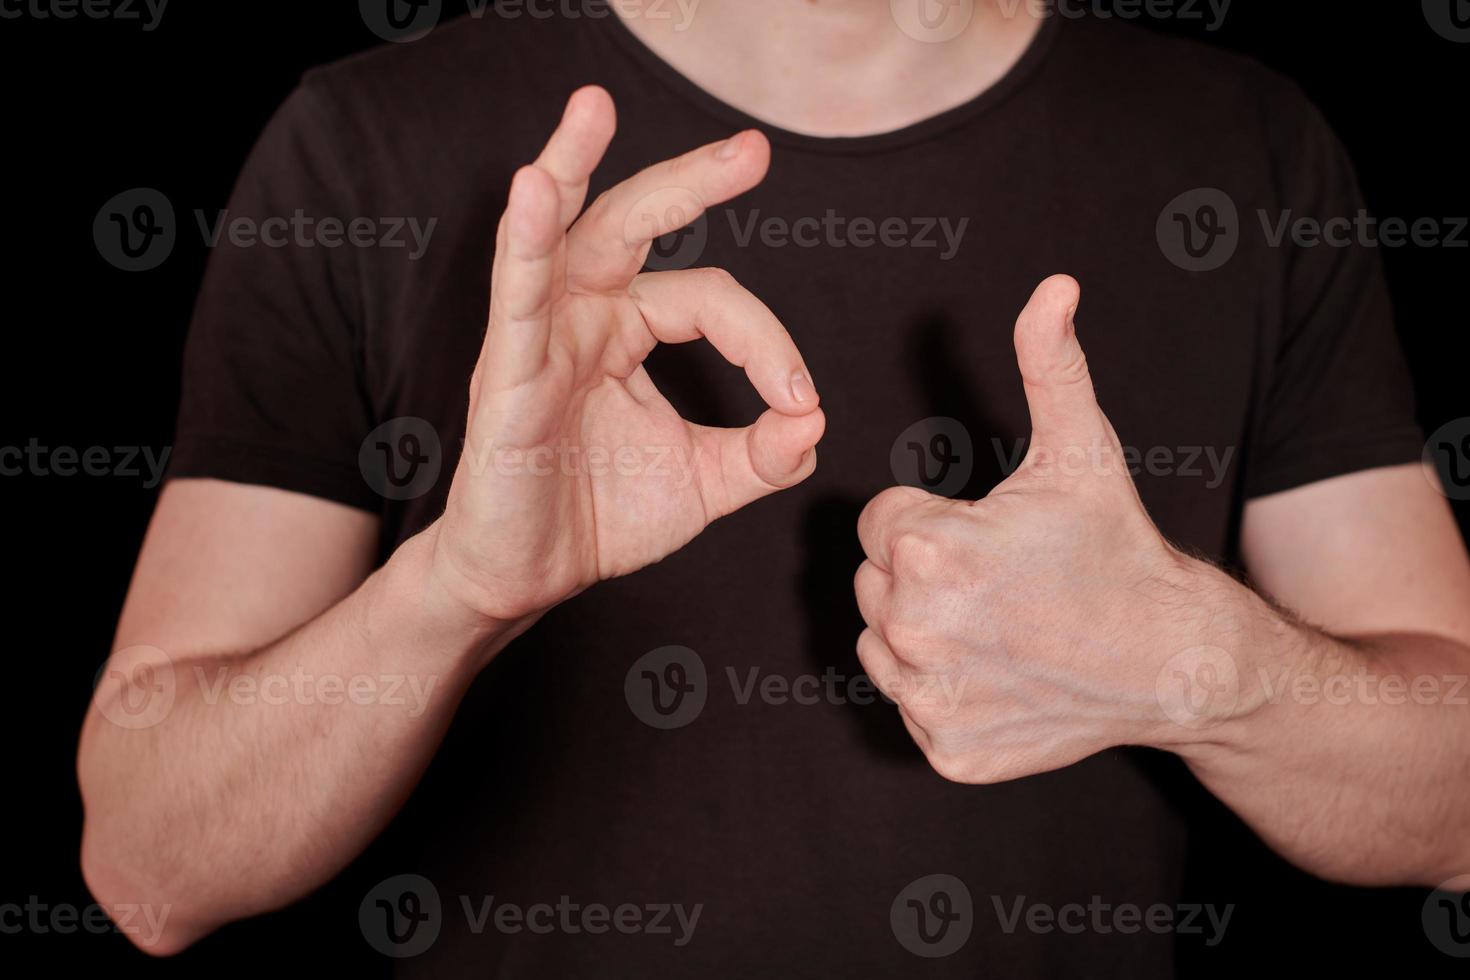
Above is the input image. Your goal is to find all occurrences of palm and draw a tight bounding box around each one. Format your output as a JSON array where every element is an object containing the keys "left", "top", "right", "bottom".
[
  {"left": 435, "top": 88, "right": 824, "bottom": 623},
  {"left": 570, "top": 335, "right": 713, "bottom": 577},
  {"left": 501, "top": 293, "right": 717, "bottom": 586}
]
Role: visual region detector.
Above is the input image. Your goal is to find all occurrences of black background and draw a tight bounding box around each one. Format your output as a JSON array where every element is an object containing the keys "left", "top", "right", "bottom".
[{"left": 2, "top": 1, "right": 1467, "bottom": 975}]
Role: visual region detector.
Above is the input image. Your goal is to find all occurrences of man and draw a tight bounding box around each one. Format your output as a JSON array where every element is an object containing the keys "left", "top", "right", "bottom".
[{"left": 78, "top": 2, "right": 1470, "bottom": 974}]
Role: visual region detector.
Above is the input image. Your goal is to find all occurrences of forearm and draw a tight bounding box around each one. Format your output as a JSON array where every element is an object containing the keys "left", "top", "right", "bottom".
[
  {"left": 1170, "top": 565, "right": 1470, "bottom": 886},
  {"left": 78, "top": 522, "right": 520, "bottom": 953}
]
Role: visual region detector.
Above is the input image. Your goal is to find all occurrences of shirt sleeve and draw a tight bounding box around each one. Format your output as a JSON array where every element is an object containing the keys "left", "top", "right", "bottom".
[
  {"left": 1242, "top": 84, "right": 1424, "bottom": 499},
  {"left": 166, "top": 78, "right": 382, "bottom": 513}
]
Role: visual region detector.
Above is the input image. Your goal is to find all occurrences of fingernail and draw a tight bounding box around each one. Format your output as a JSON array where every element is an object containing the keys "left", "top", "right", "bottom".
[
  {"left": 790, "top": 369, "right": 815, "bottom": 404},
  {"left": 716, "top": 132, "right": 743, "bottom": 160}
]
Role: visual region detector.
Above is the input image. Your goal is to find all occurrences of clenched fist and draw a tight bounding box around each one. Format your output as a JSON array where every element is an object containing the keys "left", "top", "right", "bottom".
[
  {"left": 855, "top": 275, "right": 1226, "bottom": 784},
  {"left": 432, "top": 87, "right": 825, "bottom": 626}
]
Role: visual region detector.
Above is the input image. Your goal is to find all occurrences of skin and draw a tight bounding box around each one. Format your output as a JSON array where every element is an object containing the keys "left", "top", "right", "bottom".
[
  {"left": 78, "top": 89, "right": 825, "bottom": 955},
  {"left": 613, "top": 0, "right": 1047, "bottom": 137},
  {"left": 78, "top": 0, "right": 1470, "bottom": 955},
  {"left": 855, "top": 275, "right": 1470, "bottom": 887}
]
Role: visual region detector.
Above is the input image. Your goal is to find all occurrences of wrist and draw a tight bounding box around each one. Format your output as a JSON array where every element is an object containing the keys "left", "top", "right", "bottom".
[
  {"left": 365, "top": 522, "right": 537, "bottom": 675},
  {"left": 1148, "top": 555, "right": 1326, "bottom": 762}
]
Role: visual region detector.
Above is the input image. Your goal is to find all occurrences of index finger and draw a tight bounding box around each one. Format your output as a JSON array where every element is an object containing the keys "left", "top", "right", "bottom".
[
  {"left": 857, "top": 486, "right": 943, "bottom": 570},
  {"left": 566, "top": 129, "right": 771, "bottom": 292},
  {"left": 627, "top": 267, "right": 819, "bottom": 417}
]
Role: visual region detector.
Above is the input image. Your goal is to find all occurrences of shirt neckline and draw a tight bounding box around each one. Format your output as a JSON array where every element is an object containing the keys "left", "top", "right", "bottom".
[{"left": 599, "top": 10, "right": 1063, "bottom": 157}]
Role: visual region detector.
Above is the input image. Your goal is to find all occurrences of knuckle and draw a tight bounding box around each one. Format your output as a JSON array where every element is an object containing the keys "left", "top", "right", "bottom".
[
  {"left": 585, "top": 187, "right": 615, "bottom": 220},
  {"left": 665, "top": 152, "right": 692, "bottom": 182},
  {"left": 853, "top": 562, "right": 879, "bottom": 606},
  {"left": 902, "top": 692, "right": 943, "bottom": 729},
  {"left": 1061, "top": 347, "right": 1091, "bottom": 387},
  {"left": 890, "top": 531, "right": 941, "bottom": 579},
  {"left": 859, "top": 488, "right": 902, "bottom": 541},
  {"left": 692, "top": 266, "right": 738, "bottom": 291},
  {"left": 867, "top": 667, "right": 904, "bottom": 705},
  {"left": 874, "top": 484, "right": 917, "bottom": 511},
  {"left": 882, "top": 620, "right": 929, "bottom": 662},
  {"left": 854, "top": 628, "right": 888, "bottom": 673}
]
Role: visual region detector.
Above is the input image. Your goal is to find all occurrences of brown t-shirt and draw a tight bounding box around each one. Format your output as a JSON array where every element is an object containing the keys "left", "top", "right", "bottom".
[{"left": 169, "top": 10, "right": 1422, "bottom": 977}]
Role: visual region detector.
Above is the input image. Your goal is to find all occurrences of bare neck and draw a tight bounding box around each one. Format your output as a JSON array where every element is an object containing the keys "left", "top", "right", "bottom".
[{"left": 614, "top": 0, "right": 1045, "bottom": 137}]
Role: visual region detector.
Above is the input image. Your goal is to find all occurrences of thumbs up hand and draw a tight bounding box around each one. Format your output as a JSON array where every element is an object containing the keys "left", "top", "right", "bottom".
[{"left": 855, "top": 275, "right": 1228, "bottom": 783}]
